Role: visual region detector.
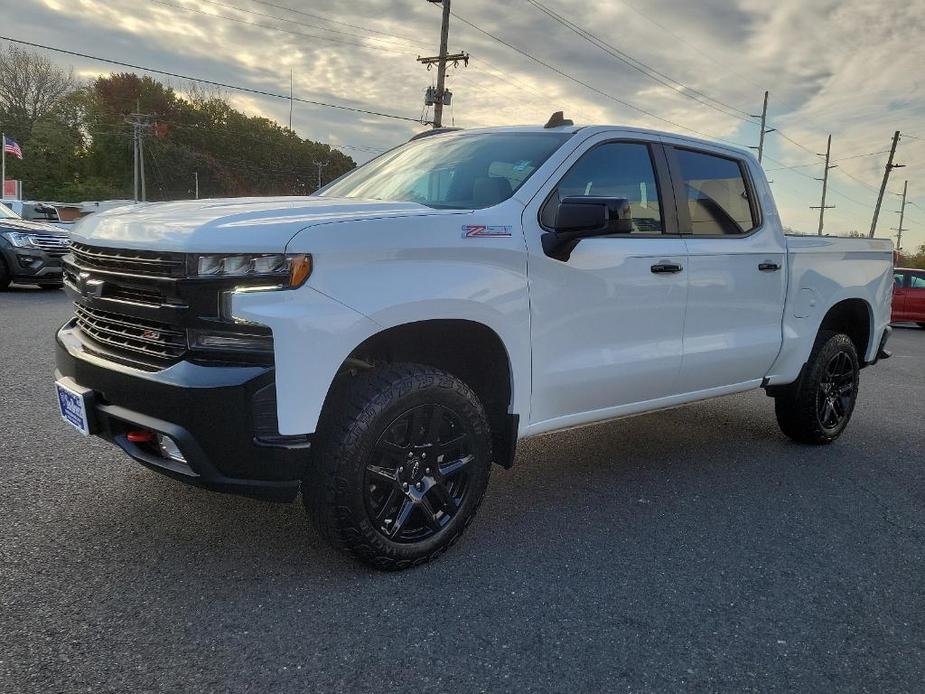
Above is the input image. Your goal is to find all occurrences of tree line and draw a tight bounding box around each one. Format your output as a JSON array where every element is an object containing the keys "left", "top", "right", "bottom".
[{"left": 0, "top": 46, "right": 356, "bottom": 202}]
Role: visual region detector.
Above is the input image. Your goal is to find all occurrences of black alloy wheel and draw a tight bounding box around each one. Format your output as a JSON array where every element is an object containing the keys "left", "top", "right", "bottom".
[
  {"left": 365, "top": 403, "right": 475, "bottom": 543},
  {"left": 773, "top": 331, "right": 859, "bottom": 445},
  {"left": 815, "top": 350, "right": 856, "bottom": 432},
  {"left": 305, "top": 363, "right": 492, "bottom": 570}
]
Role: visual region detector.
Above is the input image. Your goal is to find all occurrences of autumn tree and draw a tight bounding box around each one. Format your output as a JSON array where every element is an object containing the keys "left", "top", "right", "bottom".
[{"left": 0, "top": 45, "right": 76, "bottom": 140}]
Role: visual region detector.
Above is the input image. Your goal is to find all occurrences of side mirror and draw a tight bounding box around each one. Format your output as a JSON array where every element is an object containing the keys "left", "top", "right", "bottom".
[{"left": 542, "top": 196, "right": 633, "bottom": 260}]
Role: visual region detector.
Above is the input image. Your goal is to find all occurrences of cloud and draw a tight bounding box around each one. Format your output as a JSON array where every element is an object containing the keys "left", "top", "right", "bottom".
[{"left": 5, "top": 0, "right": 925, "bottom": 247}]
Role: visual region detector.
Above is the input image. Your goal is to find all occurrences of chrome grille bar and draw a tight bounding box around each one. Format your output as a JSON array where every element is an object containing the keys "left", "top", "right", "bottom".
[
  {"left": 74, "top": 304, "right": 186, "bottom": 360},
  {"left": 69, "top": 242, "right": 186, "bottom": 277}
]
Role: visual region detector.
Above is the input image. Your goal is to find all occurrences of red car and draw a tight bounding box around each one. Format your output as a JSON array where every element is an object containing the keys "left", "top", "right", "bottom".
[{"left": 893, "top": 267, "right": 925, "bottom": 327}]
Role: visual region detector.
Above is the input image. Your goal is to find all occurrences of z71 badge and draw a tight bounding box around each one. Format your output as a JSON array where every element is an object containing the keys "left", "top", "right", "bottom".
[{"left": 462, "top": 224, "right": 513, "bottom": 238}]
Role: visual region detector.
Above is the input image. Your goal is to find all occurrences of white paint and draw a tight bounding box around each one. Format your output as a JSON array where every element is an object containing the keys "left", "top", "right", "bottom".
[{"left": 73, "top": 125, "right": 894, "bottom": 440}]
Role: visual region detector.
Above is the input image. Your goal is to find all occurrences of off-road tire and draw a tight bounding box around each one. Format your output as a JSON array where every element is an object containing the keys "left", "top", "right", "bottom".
[
  {"left": 774, "top": 331, "right": 860, "bottom": 445},
  {"left": 304, "top": 363, "right": 492, "bottom": 570}
]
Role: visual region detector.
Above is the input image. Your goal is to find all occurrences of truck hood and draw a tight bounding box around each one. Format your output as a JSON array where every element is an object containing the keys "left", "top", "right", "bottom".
[{"left": 69, "top": 196, "right": 454, "bottom": 252}]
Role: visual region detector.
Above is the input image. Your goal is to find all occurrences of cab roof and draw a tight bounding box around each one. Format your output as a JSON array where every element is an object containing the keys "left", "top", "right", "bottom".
[{"left": 407, "top": 122, "right": 753, "bottom": 160}]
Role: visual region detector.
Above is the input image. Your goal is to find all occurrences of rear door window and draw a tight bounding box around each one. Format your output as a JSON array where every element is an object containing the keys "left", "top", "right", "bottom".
[
  {"left": 909, "top": 273, "right": 925, "bottom": 289},
  {"left": 673, "top": 148, "right": 757, "bottom": 235}
]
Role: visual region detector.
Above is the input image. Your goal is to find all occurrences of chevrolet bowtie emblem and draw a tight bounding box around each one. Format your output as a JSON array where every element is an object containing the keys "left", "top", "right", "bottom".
[{"left": 77, "top": 272, "right": 104, "bottom": 298}]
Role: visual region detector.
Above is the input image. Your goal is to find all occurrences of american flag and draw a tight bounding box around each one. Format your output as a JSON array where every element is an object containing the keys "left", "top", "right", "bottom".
[{"left": 3, "top": 136, "right": 22, "bottom": 160}]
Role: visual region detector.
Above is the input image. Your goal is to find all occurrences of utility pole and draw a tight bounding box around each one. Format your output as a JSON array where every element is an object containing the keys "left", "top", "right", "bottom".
[
  {"left": 288, "top": 69, "right": 294, "bottom": 132},
  {"left": 418, "top": 0, "right": 468, "bottom": 128},
  {"left": 750, "top": 90, "right": 775, "bottom": 163},
  {"left": 132, "top": 121, "right": 139, "bottom": 203},
  {"left": 194, "top": 171, "right": 199, "bottom": 200},
  {"left": 1, "top": 132, "right": 6, "bottom": 199},
  {"left": 810, "top": 134, "right": 836, "bottom": 235},
  {"left": 139, "top": 134, "right": 146, "bottom": 202},
  {"left": 870, "top": 130, "right": 903, "bottom": 238},
  {"left": 126, "top": 105, "right": 153, "bottom": 204},
  {"left": 892, "top": 180, "right": 909, "bottom": 252},
  {"left": 313, "top": 160, "right": 328, "bottom": 190}
]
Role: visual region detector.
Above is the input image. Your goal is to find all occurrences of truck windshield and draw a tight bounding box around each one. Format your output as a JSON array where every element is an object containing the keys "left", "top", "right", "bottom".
[{"left": 318, "top": 132, "right": 572, "bottom": 209}]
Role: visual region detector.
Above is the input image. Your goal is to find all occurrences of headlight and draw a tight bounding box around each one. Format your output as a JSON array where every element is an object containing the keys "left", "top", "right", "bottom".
[
  {"left": 0, "top": 231, "right": 36, "bottom": 248},
  {"left": 193, "top": 253, "right": 312, "bottom": 288}
]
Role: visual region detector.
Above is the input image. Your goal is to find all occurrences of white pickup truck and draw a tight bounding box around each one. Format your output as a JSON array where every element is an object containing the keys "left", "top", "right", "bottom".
[{"left": 55, "top": 116, "right": 894, "bottom": 569}]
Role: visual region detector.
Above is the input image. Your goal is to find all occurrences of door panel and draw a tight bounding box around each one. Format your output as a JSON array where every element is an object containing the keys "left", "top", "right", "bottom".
[
  {"left": 908, "top": 272, "right": 925, "bottom": 320},
  {"left": 527, "top": 239, "right": 687, "bottom": 423},
  {"left": 522, "top": 134, "right": 688, "bottom": 426},
  {"left": 680, "top": 235, "right": 786, "bottom": 391},
  {"left": 665, "top": 143, "right": 787, "bottom": 392}
]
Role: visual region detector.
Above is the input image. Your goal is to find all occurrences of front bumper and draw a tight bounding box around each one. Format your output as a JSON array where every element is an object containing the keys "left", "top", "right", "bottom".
[
  {"left": 55, "top": 320, "right": 309, "bottom": 501},
  {"left": 1, "top": 245, "right": 63, "bottom": 283}
]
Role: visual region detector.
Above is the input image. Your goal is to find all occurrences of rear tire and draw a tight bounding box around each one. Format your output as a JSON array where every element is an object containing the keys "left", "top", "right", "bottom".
[
  {"left": 304, "top": 363, "right": 492, "bottom": 570},
  {"left": 773, "top": 331, "right": 860, "bottom": 445}
]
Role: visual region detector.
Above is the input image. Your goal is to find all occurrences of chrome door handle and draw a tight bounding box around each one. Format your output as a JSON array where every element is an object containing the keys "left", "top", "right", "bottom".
[{"left": 758, "top": 262, "right": 781, "bottom": 272}]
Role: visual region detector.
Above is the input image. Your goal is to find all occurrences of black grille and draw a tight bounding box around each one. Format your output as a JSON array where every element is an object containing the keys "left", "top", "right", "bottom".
[
  {"left": 74, "top": 304, "right": 187, "bottom": 361},
  {"left": 103, "top": 283, "right": 168, "bottom": 306},
  {"left": 29, "top": 233, "right": 70, "bottom": 257},
  {"left": 69, "top": 242, "right": 186, "bottom": 277}
]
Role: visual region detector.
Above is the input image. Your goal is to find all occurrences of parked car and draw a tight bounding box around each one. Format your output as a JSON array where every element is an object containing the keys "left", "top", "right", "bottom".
[
  {"left": 892, "top": 267, "right": 925, "bottom": 327},
  {"left": 53, "top": 118, "right": 894, "bottom": 569},
  {"left": 0, "top": 202, "right": 70, "bottom": 289}
]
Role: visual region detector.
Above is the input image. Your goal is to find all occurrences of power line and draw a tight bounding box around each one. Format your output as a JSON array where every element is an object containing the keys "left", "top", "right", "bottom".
[
  {"left": 194, "top": 0, "right": 425, "bottom": 49},
  {"left": 142, "top": 116, "right": 384, "bottom": 158},
  {"left": 520, "top": 0, "right": 754, "bottom": 123},
  {"left": 772, "top": 129, "right": 817, "bottom": 156},
  {"left": 520, "top": 0, "right": 884, "bottom": 169},
  {"left": 763, "top": 154, "right": 872, "bottom": 210},
  {"left": 0, "top": 36, "right": 425, "bottom": 124},
  {"left": 448, "top": 10, "right": 748, "bottom": 146},
  {"left": 764, "top": 149, "right": 890, "bottom": 171},
  {"left": 609, "top": 0, "right": 765, "bottom": 91},
  {"left": 149, "top": 0, "right": 408, "bottom": 54},
  {"left": 248, "top": 0, "right": 424, "bottom": 45}
]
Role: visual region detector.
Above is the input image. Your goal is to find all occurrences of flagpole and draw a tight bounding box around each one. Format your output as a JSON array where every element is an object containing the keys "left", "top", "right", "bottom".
[{"left": 1, "top": 133, "right": 6, "bottom": 200}]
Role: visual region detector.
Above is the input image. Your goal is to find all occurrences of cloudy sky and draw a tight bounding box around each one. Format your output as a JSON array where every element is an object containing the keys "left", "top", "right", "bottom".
[{"left": 4, "top": 0, "right": 925, "bottom": 248}]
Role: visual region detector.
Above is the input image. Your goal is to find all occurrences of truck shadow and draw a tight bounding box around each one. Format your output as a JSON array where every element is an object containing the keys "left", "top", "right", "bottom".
[{"left": 73, "top": 390, "right": 802, "bottom": 578}]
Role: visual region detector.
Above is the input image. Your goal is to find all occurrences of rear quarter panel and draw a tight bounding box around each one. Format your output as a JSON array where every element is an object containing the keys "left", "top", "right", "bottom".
[{"left": 765, "top": 236, "right": 894, "bottom": 385}]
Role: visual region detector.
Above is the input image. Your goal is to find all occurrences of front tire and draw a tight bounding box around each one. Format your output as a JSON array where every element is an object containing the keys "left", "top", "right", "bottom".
[
  {"left": 304, "top": 363, "right": 492, "bottom": 570},
  {"left": 773, "top": 331, "right": 860, "bottom": 445}
]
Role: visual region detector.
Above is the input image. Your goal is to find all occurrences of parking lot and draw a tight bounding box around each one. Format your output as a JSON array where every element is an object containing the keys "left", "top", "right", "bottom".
[{"left": 1, "top": 286, "right": 922, "bottom": 693}]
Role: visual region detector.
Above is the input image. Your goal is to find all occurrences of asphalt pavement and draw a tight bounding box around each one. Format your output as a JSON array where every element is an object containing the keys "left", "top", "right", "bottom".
[{"left": 1, "top": 286, "right": 922, "bottom": 693}]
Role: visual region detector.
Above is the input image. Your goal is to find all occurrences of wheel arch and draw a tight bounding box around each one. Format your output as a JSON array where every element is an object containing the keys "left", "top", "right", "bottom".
[
  {"left": 817, "top": 297, "right": 874, "bottom": 362},
  {"left": 325, "top": 318, "right": 520, "bottom": 468}
]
